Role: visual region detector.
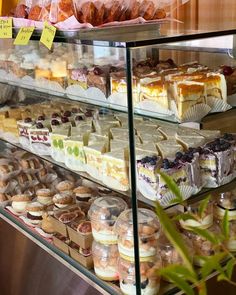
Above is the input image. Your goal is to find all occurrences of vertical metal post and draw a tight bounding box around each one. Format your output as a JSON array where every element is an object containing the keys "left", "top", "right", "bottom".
[{"left": 125, "top": 47, "right": 141, "bottom": 295}]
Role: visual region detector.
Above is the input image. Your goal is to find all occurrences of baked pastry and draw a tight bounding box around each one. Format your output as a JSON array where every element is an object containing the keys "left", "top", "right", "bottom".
[
  {"left": 19, "top": 157, "right": 41, "bottom": 170},
  {"left": 87, "top": 66, "right": 111, "bottom": 97},
  {"left": 11, "top": 194, "right": 31, "bottom": 213},
  {"left": 53, "top": 192, "right": 74, "bottom": 209},
  {"left": 14, "top": 4, "right": 29, "bottom": 18},
  {"left": 58, "top": 212, "right": 79, "bottom": 224},
  {"left": 26, "top": 202, "right": 44, "bottom": 225},
  {"left": 0, "top": 193, "right": 7, "bottom": 202},
  {"left": 219, "top": 65, "right": 236, "bottom": 96},
  {"left": 41, "top": 212, "right": 55, "bottom": 234},
  {"left": 92, "top": 241, "right": 119, "bottom": 281},
  {"left": 73, "top": 186, "right": 95, "bottom": 202},
  {"left": 56, "top": 180, "right": 75, "bottom": 192},
  {"left": 77, "top": 221, "right": 92, "bottom": 235},
  {"left": 36, "top": 189, "right": 53, "bottom": 205}
]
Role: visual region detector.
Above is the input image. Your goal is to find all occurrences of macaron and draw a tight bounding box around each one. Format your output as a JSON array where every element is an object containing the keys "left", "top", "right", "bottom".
[
  {"left": 11, "top": 194, "right": 31, "bottom": 213},
  {"left": 73, "top": 186, "right": 95, "bottom": 202},
  {"left": 53, "top": 192, "right": 74, "bottom": 209},
  {"left": 36, "top": 189, "right": 53, "bottom": 205},
  {"left": 56, "top": 180, "right": 75, "bottom": 192},
  {"left": 26, "top": 202, "right": 44, "bottom": 225}
]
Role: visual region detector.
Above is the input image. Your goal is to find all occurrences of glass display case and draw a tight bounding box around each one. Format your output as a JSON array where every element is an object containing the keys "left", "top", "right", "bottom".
[{"left": 0, "top": 24, "right": 236, "bottom": 295}]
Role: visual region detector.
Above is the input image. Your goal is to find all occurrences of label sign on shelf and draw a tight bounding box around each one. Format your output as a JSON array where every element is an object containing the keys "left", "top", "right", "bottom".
[
  {"left": 14, "top": 27, "right": 35, "bottom": 46},
  {"left": 0, "top": 18, "right": 12, "bottom": 39},
  {"left": 40, "top": 21, "right": 56, "bottom": 50}
]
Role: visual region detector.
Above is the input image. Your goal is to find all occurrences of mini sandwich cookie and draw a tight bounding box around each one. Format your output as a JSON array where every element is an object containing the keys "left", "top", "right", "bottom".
[
  {"left": 11, "top": 194, "right": 31, "bottom": 213},
  {"left": 26, "top": 202, "right": 45, "bottom": 225},
  {"left": 53, "top": 192, "right": 74, "bottom": 209},
  {"left": 73, "top": 186, "right": 95, "bottom": 202},
  {"left": 36, "top": 189, "right": 53, "bottom": 205},
  {"left": 56, "top": 180, "right": 75, "bottom": 192}
]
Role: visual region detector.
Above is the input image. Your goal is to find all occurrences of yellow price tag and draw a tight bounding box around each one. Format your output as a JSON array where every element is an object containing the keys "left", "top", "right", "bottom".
[
  {"left": 0, "top": 18, "right": 12, "bottom": 39},
  {"left": 14, "top": 27, "right": 35, "bottom": 46},
  {"left": 40, "top": 21, "right": 56, "bottom": 50}
]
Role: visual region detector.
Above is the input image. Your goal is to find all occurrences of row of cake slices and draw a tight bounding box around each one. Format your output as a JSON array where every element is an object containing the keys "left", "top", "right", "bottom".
[
  {"left": 0, "top": 46, "right": 235, "bottom": 115},
  {"left": 13, "top": 104, "right": 236, "bottom": 197},
  {"left": 1, "top": 102, "right": 235, "bottom": 198}
]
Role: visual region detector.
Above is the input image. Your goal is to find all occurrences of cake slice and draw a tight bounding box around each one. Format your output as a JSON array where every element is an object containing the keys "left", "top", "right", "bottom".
[
  {"left": 194, "top": 129, "right": 221, "bottom": 140},
  {"left": 102, "top": 149, "right": 129, "bottom": 191},
  {"left": 84, "top": 141, "right": 109, "bottom": 180},
  {"left": 199, "top": 138, "right": 234, "bottom": 187},
  {"left": 156, "top": 140, "right": 183, "bottom": 159},
  {"left": 158, "top": 125, "right": 179, "bottom": 139}
]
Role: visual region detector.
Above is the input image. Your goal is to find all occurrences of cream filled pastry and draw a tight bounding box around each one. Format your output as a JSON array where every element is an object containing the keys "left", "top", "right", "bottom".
[
  {"left": 26, "top": 201, "right": 44, "bottom": 225},
  {"left": 11, "top": 194, "right": 31, "bottom": 213}
]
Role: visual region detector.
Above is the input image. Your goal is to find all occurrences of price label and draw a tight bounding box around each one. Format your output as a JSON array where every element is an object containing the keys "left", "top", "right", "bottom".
[
  {"left": 40, "top": 21, "right": 56, "bottom": 50},
  {"left": 0, "top": 18, "right": 12, "bottom": 39},
  {"left": 14, "top": 27, "right": 35, "bottom": 46}
]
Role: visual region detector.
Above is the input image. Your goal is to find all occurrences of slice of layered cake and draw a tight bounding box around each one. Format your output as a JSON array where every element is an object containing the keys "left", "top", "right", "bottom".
[{"left": 199, "top": 138, "right": 234, "bottom": 187}]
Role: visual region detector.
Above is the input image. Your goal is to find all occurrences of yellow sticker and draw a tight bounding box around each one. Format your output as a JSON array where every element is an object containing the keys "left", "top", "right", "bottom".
[
  {"left": 0, "top": 18, "right": 12, "bottom": 39},
  {"left": 40, "top": 21, "right": 56, "bottom": 50},
  {"left": 14, "top": 27, "right": 35, "bottom": 46}
]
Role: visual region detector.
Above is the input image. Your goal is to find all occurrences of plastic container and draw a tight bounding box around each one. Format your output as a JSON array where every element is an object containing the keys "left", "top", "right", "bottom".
[
  {"left": 186, "top": 224, "right": 221, "bottom": 266},
  {"left": 115, "top": 209, "right": 160, "bottom": 259},
  {"left": 158, "top": 233, "right": 193, "bottom": 269},
  {"left": 92, "top": 241, "right": 119, "bottom": 281},
  {"left": 88, "top": 196, "right": 127, "bottom": 244},
  {"left": 214, "top": 191, "right": 236, "bottom": 220},
  {"left": 225, "top": 220, "right": 236, "bottom": 252},
  {"left": 179, "top": 201, "right": 213, "bottom": 230},
  {"left": 118, "top": 256, "right": 161, "bottom": 295}
]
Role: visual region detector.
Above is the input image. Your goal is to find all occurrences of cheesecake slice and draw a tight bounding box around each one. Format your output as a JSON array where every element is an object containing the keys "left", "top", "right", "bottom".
[{"left": 157, "top": 140, "right": 183, "bottom": 159}]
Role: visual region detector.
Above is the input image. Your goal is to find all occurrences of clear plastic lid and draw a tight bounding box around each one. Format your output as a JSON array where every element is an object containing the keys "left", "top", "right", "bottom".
[
  {"left": 92, "top": 240, "right": 119, "bottom": 259},
  {"left": 216, "top": 191, "right": 236, "bottom": 210},
  {"left": 88, "top": 196, "right": 127, "bottom": 221},
  {"left": 115, "top": 208, "right": 160, "bottom": 238}
]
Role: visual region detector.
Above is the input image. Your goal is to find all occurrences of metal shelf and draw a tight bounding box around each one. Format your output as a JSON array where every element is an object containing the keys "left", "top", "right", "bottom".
[{"left": 13, "top": 26, "right": 236, "bottom": 48}]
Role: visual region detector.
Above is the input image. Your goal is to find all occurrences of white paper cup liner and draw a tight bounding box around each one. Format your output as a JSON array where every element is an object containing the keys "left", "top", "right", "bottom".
[
  {"left": 66, "top": 84, "right": 87, "bottom": 100},
  {"left": 85, "top": 164, "right": 102, "bottom": 181},
  {"left": 21, "top": 76, "right": 35, "bottom": 89},
  {"left": 3, "top": 132, "right": 19, "bottom": 144},
  {"left": 86, "top": 87, "right": 107, "bottom": 102},
  {"left": 64, "top": 156, "right": 85, "bottom": 172},
  {"left": 47, "top": 81, "right": 65, "bottom": 96},
  {"left": 0, "top": 69, "right": 8, "bottom": 81},
  {"left": 136, "top": 99, "right": 174, "bottom": 116},
  {"left": 108, "top": 92, "right": 128, "bottom": 108},
  {"left": 35, "top": 227, "right": 54, "bottom": 239},
  {"left": 219, "top": 174, "right": 234, "bottom": 186},
  {"left": 51, "top": 149, "right": 65, "bottom": 163},
  {"left": 137, "top": 178, "right": 157, "bottom": 201},
  {"left": 19, "top": 215, "right": 41, "bottom": 228},
  {"left": 102, "top": 174, "right": 129, "bottom": 192},
  {"left": 158, "top": 185, "right": 195, "bottom": 207},
  {"left": 19, "top": 136, "right": 30, "bottom": 148},
  {"left": 228, "top": 93, "right": 236, "bottom": 106},
  {"left": 6, "top": 205, "right": 25, "bottom": 216},
  {"left": 30, "top": 143, "right": 51, "bottom": 156},
  {"left": 206, "top": 96, "right": 232, "bottom": 113}
]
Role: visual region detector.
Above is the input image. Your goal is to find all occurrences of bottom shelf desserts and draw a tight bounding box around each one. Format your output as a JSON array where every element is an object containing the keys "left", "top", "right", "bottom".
[
  {"left": 118, "top": 257, "right": 162, "bottom": 295},
  {"left": 92, "top": 241, "right": 119, "bottom": 281}
]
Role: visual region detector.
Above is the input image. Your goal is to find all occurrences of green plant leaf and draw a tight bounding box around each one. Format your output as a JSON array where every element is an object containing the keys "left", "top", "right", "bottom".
[
  {"left": 158, "top": 171, "right": 183, "bottom": 203},
  {"left": 201, "top": 252, "right": 227, "bottom": 278},
  {"left": 188, "top": 227, "right": 219, "bottom": 245},
  {"left": 155, "top": 202, "right": 195, "bottom": 276},
  {"left": 199, "top": 196, "right": 211, "bottom": 219},
  {"left": 226, "top": 259, "right": 235, "bottom": 279},
  {"left": 160, "top": 271, "right": 195, "bottom": 295},
  {"left": 221, "top": 209, "right": 229, "bottom": 240},
  {"left": 159, "top": 264, "right": 196, "bottom": 283},
  {"left": 174, "top": 213, "right": 198, "bottom": 222},
  {"left": 217, "top": 273, "right": 229, "bottom": 282}
]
